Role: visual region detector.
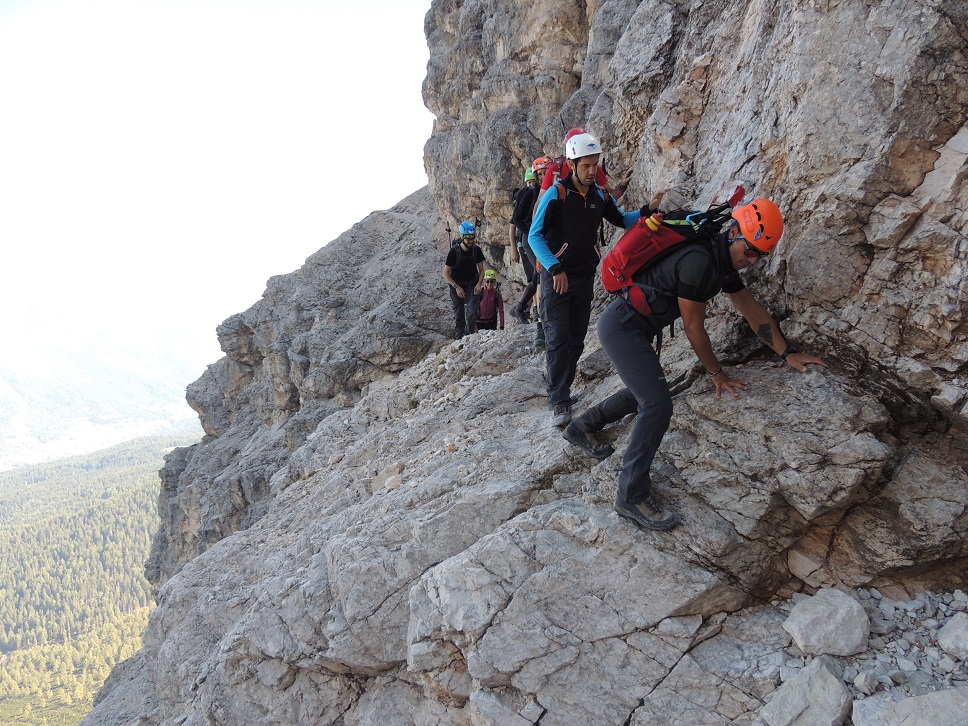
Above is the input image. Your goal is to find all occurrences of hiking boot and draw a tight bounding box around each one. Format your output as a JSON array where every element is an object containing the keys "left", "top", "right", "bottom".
[
  {"left": 547, "top": 396, "right": 579, "bottom": 410},
  {"left": 614, "top": 493, "right": 679, "bottom": 531},
  {"left": 563, "top": 423, "right": 614, "bottom": 460},
  {"left": 509, "top": 304, "right": 528, "bottom": 324},
  {"left": 551, "top": 403, "right": 572, "bottom": 428}
]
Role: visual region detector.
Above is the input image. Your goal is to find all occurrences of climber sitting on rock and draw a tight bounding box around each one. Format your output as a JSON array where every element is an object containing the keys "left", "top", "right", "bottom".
[{"left": 565, "top": 198, "right": 827, "bottom": 532}]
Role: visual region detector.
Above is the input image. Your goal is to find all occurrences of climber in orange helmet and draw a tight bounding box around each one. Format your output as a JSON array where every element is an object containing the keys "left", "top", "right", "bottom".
[{"left": 564, "top": 196, "right": 827, "bottom": 532}]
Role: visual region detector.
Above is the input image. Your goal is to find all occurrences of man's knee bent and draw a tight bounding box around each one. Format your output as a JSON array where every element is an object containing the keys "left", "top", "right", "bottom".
[{"left": 637, "top": 396, "right": 673, "bottom": 426}]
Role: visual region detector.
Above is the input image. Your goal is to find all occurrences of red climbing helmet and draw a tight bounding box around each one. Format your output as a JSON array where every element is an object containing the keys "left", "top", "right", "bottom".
[{"left": 563, "top": 127, "right": 587, "bottom": 146}]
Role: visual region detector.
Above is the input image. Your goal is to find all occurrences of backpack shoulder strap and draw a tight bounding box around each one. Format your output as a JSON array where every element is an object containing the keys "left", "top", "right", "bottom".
[
  {"left": 552, "top": 157, "right": 566, "bottom": 183},
  {"left": 594, "top": 184, "right": 609, "bottom": 245}
]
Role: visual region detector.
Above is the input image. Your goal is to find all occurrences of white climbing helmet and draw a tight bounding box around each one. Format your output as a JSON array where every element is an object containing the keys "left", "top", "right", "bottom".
[{"left": 565, "top": 132, "right": 602, "bottom": 160}]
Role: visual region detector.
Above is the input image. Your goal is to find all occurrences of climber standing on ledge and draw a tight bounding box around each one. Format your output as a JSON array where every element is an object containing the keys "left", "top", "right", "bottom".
[
  {"left": 528, "top": 133, "right": 654, "bottom": 428},
  {"left": 443, "top": 221, "right": 486, "bottom": 339}
]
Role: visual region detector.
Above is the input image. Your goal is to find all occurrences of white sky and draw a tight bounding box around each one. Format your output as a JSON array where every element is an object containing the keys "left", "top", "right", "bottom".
[{"left": 0, "top": 0, "right": 434, "bottom": 375}]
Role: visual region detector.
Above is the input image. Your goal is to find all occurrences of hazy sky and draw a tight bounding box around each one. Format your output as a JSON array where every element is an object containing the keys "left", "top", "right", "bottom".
[{"left": 0, "top": 0, "right": 433, "bottom": 375}]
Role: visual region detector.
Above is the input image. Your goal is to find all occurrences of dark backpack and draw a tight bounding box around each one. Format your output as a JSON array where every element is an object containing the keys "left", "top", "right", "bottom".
[
  {"left": 512, "top": 185, "right": 537, "bottom": 236},
  {"left": 601, "top": 186, "right": 745, "bottom": 317},
  {"left": 450, "top": 236, "right": 466, "bottom": 265},
  {"left": 449, "top": 236, "right": 486, "bottom": 283}
]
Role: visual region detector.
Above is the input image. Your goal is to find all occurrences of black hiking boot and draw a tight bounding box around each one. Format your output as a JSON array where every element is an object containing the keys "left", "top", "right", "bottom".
[
  {"left": 551, "top": 403, "right": 572, "bottom": 428},
  {"left": 509, "top": 304, "right": 528, "bottom": 324},
  {"left": 548, "top": 396, "right": 579, "bottom": 410},
  {"left": 614, "top": 493, "right": 679, "bottom": 531},
  {"left": 563, "top": 423, "right": 614, "bottom": 460}
]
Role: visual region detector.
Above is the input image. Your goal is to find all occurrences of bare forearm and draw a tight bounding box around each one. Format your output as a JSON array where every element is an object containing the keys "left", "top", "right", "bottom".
[
  {"left": 729, "top": 290, "right": 789, "bottom": 355},
  {"left": 726, "top": 290, "right": 828, "bottom": 371},
  {"left": 683, "top": 319, "right": 720, "bottom": 373},
  {"left": 745, "top": 306, "right": 788, "bottom": 355}
]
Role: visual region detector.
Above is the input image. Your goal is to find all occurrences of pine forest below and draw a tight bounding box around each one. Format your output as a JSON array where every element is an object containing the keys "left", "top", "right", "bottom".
[{"left": 0, "top": 432, "right": 201, "bottom": 725}]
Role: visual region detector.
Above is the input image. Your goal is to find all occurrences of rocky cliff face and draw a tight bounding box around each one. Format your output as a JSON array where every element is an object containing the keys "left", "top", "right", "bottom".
[{"left": 87, "top": 1, "right": 968, "bottom": 724}]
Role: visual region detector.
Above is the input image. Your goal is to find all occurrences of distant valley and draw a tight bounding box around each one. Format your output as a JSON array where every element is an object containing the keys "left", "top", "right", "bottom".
[
  {"left": 0, "top": 338, "right": 204, "bottom": 470},
  {"left": 0, "top": 432, "right": 201, "bottom": 724}
]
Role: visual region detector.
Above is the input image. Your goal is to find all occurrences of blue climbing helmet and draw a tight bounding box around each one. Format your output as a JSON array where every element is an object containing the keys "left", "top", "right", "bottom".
[{"left": 459, "top": 221, "right": 477, "bottom": 237}]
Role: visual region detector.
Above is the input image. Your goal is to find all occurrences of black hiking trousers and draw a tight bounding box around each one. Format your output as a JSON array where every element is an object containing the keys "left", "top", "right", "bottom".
[
  {"left": 449, "top": 281, "right": 480, "bottom": 337},
  {"left": 516, "top": 237, "right": 539, "bottom": 311},
  {"left": 519, "top": 234, "right": 536, "bottom": 284},
  {"left": 571, "top": 298, "right": 673, "bottom": 504},
  {"left": 540, "top": 269, "right": 596, "bottom": 407}
]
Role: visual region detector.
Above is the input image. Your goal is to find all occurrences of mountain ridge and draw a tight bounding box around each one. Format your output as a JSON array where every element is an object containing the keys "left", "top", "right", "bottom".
[{"left": 85, "top": 1, "right": 968, "bottom": 723}]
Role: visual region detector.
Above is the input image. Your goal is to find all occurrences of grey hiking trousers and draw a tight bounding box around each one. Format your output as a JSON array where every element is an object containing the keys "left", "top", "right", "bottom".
[{"left": 571, "top": 298, "right": 673, "bottom": 504}]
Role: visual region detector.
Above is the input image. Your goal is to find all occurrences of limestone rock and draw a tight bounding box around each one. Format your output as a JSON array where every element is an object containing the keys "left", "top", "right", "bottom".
[
  {"left": 792, "top": 450, "right": 968, "bottom": 588},
  {"left": 147, "top": 188, "right": 446, "bottom": 585},
  {"left": 85, "top": 0, "right": 968, "bottom": 723},
  {"left": 938, "top": 612, "right": 968, "bottom": 661},
  {"left": 853, "top": 670, "right": 879, "bottom": 697},
  {"left": 851, "top": 687, "right": 968, "bottom": 726},
  {"left": 757, "top": 655, "right": 851, "bottom": 726},
  {"left": 782, "top": 589, "right": 870, "bottom": 656}
]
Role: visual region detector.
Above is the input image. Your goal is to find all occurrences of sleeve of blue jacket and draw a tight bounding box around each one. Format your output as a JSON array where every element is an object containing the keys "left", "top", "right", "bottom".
[
  {"left": 529, "top": 187, "right": 642, "bottom": 274},
  {"left": 607, "top": 193, "right": 642, "bottom": 231}
]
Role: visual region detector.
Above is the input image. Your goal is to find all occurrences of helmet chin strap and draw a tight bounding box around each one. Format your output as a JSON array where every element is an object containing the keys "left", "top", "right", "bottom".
[{"left": 573, "top": 173, "right": 592, "bottom": 192}]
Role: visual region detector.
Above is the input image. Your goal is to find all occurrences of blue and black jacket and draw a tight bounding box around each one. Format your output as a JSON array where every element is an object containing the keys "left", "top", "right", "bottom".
[{"left": 529, "top": 177, "right": 640, "bottom": 278}]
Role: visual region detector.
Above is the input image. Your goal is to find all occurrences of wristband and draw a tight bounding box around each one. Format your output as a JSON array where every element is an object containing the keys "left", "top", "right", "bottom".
[
  {"left": 707, "top": 366, "right": 723, "bottom": 377},
  {"left": 780, "top": 345, "right": 799, "bottom": 361}
]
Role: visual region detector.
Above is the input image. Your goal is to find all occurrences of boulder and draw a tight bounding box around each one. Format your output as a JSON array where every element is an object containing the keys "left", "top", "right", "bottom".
[{"left": 782, "top": 588, "right": 870, "bottom": 656}]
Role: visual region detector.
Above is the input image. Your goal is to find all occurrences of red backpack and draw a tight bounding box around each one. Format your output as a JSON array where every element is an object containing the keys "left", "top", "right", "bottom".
[{"left": 601, "top": 186, "right": 745, "bottom": 317}]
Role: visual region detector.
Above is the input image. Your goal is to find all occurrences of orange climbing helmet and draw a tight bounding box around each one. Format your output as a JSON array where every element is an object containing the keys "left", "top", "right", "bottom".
[
  {"left": 532, "top": 156, "right": 553, "bottom": 173},
  {"left": 732, "top": 198, "right": 784, "bottom": 253}
]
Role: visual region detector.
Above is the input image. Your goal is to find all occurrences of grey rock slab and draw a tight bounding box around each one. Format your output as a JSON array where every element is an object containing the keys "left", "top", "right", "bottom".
[
  {"left": 938, "top": 612, "right": 968, "bottom": 660},
  {"left": 783, "top": 588, "right": 870, "bottom": 656},
  {"left": 851, "top": 687, "right": 968, "bottom": 726},
  {"left": 757, "top": 655, "right": 851, "bottom": 726}
]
